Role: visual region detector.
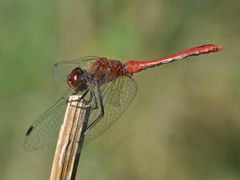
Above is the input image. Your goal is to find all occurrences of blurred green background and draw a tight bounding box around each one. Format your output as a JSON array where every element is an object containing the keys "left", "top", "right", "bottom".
[{"left": 0, "top": 0, "right": 239, "bottom": 179}]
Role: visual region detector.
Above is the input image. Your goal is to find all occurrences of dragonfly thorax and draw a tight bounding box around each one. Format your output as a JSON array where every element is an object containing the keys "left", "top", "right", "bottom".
[{"left": 67, "top": 67, "right": 88, "bottom": 92}]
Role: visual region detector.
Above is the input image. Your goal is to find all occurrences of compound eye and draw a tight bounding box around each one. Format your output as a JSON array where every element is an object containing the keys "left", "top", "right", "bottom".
[
  {"left": 69, "top": 68, "right": 81, "bottom": 82},
  {"left": 67, "top": 67, "right": 85, "bottom": 91}
]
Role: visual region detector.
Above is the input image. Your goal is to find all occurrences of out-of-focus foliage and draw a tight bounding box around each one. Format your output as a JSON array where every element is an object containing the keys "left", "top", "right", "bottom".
[{"left": 0, "top": 0, "right": 239, "bottom": 179}]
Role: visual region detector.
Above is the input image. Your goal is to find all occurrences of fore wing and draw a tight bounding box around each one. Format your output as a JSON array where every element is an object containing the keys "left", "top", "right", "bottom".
[{"left": 23, "top": 88, "right": 74, "bottom": 151}]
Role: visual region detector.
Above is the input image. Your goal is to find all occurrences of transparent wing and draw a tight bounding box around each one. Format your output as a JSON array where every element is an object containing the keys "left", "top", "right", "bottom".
[
  {"left": 52, "top": 56, "right": 100, "bottom": 84},
  {"left": 23, "top": 88, "right": 75, "bottom": 151},
  {"left": 84, "top": 76, "right": 137, "bottom": 144}
]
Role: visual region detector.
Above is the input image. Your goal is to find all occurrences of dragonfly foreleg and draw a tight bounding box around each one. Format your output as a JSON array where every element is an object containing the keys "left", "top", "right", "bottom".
[{"left": 68, "top": 89, "right": 90, "bottom": 109}]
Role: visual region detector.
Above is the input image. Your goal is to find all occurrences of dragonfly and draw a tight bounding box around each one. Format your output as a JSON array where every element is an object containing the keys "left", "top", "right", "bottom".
[{"left": 24, "top": 44, "right": 223, "bottom": 151}]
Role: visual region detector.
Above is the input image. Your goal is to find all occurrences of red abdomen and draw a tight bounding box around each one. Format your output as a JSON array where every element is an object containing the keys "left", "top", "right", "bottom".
[{"left": 124, "top": 44, "right": 223, "bottom": 74}]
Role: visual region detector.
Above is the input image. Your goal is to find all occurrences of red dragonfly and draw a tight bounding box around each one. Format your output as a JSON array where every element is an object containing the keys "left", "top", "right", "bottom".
[{"left": 24, "top": 44, "right": 223, "bottom": 151}]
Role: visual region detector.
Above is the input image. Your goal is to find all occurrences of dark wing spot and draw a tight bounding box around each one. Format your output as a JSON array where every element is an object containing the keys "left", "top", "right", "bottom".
[{"left": 26, "top": 126, "right": 34, "bottom": 136}]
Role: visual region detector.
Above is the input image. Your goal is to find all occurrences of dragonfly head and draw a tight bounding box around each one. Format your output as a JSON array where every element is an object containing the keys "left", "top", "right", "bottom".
[{"left": 67, "top": 67, "right": 88, "bottom": 92}]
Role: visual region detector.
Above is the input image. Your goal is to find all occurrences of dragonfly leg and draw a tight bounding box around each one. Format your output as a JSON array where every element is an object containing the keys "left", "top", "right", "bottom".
[
  {"left": 69, "top": 89, "right": 91, "bottom": 109},
  {"left": 84, "top": 86, "right": 104, "bottom": 134},
  {"left": 68, "top": 89, "right": 89, "bottom": 102}
]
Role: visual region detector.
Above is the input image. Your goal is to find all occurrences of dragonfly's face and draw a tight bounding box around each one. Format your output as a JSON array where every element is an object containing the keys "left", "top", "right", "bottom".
[{"left": 67, "top": 67, "right": 88, "bottom": 92}]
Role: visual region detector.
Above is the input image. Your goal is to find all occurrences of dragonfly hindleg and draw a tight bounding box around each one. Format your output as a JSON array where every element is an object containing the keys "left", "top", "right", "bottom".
[{"left": 84, "top": 86, "right": 104, "bottom": 134}]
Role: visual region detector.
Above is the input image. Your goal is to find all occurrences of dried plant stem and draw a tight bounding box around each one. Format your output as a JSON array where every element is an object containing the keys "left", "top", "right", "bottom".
[{"left": 50, "top": 95, "right": 90, "bottom": 180}]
